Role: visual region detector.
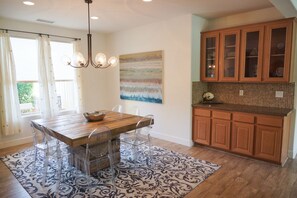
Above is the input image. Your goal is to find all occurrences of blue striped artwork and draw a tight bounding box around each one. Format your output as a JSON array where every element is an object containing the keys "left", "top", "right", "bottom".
[{"left": 119, "top": 51, "right": 163, "bottom": 104}]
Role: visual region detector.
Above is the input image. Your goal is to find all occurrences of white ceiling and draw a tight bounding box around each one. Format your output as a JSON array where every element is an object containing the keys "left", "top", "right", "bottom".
[{"left": 0, "top": 0, "right": 287, "bottom": 33}]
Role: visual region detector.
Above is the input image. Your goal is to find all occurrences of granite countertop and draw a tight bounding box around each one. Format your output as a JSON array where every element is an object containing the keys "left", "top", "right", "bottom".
[{"left": 192, "top": 103, "right": 293, "bottom": 116}]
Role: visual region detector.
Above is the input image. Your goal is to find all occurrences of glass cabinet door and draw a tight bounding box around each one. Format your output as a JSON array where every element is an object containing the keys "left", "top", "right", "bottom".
[
  {"left": 240, "top": 26, "right": 264, "bottom": 82},
  {"left": 263, "top": 21, "right": 293, "bottom": 82},
  {"left": 201, "top": 32, "right": 219, "bottom": 81},
  {"left": 219, "top": 30, "right": 240, "bottom": 81}
]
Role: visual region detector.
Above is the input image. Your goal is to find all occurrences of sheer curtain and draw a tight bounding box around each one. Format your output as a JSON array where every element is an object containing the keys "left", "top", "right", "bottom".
[
  {"left": 38, "top": 35, "right": 59, "bottom": 119},
  {"left": 73, "top": 40, "right": 84, "bottom": 113},
  {"left": 0, "top": 32, "right": 22, "bottom": 136}
]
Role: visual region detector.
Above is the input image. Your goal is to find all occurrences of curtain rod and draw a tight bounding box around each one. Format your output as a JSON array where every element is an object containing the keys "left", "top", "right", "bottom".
[{"left": 0, "top": 28, "right": 81, "bottom": 40}]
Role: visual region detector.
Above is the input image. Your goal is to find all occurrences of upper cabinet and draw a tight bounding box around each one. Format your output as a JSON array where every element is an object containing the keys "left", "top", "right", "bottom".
[
  {"left": 200, "top": 18, "right": 296, "bottom": 83},
  {"left": 219, "top": 29, "right": 240, "bottom": 81},
  {"left": 240, "top": 26, "right": 264, "bottom": 82},
  {"left": 201, "top": 32, "right": 219, "bottom": 81},
  {"left": 263, "top": 20, "right": 293, "bottom": 82}
]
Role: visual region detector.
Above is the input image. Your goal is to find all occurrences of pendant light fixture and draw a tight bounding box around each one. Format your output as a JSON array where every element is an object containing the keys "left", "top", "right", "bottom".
[{"left": 67, "top": 0, "right": 118, "bottom": 68}]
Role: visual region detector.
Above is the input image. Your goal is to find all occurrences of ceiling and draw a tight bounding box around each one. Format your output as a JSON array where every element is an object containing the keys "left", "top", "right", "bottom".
[{"left": 0, "top": 0, "right": 289, "bottom": 33}]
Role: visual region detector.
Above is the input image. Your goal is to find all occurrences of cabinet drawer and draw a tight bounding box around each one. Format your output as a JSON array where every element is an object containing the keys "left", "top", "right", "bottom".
[
  {"left": 212, "top": 111, "right": 231, "bottom": 120},
  {"left": 257, "top": 115, "right": 283, "bottom": 127},
  {"left": 194, "top": 108, "right": 211, "bottom": 117},
  {"left": 233, "top": 112, "right": 254, "bottom": 123}
]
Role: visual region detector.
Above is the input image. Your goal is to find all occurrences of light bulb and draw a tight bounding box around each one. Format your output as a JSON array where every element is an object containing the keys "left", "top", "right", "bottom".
[
  {"left": 108, "top": 56, "right": 118, "bottom": 67},
  {"left": 95, "top": 53, "right": 107, "bottom": 65},
  {"left": 72, "top": 52, "right": 86, "bottom": 66}
]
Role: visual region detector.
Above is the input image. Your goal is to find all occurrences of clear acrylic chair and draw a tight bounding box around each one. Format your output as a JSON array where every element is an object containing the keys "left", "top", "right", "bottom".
[
  {"left": 73, "top": 126, "right": 116, "bottom": 192},
  {"left": 31, "top": 122, "right": 72, "bottom": 193},
  {"left": 120, "top": 115, "right": 154, "bottom": 166},
  {"left": 112, "top": 104, "right": 123, "bottom": 113}
]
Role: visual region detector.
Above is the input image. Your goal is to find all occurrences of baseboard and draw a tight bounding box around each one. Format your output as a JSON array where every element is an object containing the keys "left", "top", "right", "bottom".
[
  {"left": 0, "top": 136, "right": 32, "bottom": 149},
  {"left": 149, "top": 131, "right": 193, "bottom": 147}
]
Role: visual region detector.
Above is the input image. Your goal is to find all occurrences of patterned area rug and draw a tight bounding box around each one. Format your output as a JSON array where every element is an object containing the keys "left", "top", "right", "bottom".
[{"left": 0, "top": 145, "right": 220, "bottom": 198}]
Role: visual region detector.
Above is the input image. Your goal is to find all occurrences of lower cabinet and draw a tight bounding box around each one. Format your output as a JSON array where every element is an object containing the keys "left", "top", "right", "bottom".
[
  {"left": 192, "top": 107, "right": 291, "bottom": 165},
  {"left": 211, "top": 119, "right": 230, "bottom": 150},
  {"left": 193, "top": 116, "right": 211, "bottom": 145},
  {"left": 231, "top": 122, "right": 254, "bottom": 156},
  {"left": 255, "top": 124, "right": 282, "bottom": 162}
]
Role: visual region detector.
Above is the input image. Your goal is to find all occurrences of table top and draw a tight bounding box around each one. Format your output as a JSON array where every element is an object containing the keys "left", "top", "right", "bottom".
[{"left": 31, "top": 111, "right": 153, "bottom": 147}]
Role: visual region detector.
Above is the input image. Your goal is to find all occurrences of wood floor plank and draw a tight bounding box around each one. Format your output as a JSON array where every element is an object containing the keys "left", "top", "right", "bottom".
[{"left": 1, "top": 139, "right": 297, "bottom": 197}]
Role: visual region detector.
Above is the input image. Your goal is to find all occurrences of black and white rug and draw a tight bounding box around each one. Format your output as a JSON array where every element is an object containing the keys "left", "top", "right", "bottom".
[{"left": 0, "top": 144, "right": 220, "bottom": 198}]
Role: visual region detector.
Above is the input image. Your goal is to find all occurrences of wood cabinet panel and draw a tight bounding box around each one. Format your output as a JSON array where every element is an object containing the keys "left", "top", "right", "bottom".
[
  {"left": 231, "top": 122, "right": 254, "bottom": 156},
  {"left": 255, "top": 125, "right": 282, "bottom": 162},
  {"left": 233, "top": 112, "right": 254, "bottom": 123},
  {"left": 193, "top": 116, "right": 211, "bottom": 145},
  {"left": 257, "top": 115, "right": 283, "bottom": 127},
  {"left": 211, "top": 119, "right": 231, "bottom": 150},
  {"left": 212, "top": 111, "right": 231, "bottom": 120},
  {"left": 193, "top": 108, "right": 211, "bottom": 117}
]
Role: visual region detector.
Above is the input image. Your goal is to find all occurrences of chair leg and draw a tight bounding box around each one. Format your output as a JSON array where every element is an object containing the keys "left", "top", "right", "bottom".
[
  {"left": 56, "top": 156, "right": 62, "bottom": 197},
  {"left": 147, "top": 135, "right": 152, "bottom": 166},
  {"left": 108, "top": 140, "right": 115, "bottom": 190},
  {"left": 32, "top": 148, "right": 38, "bottom": 173},
  {"left": 42, "top": 156, "right": 48, "bottom": 187}
]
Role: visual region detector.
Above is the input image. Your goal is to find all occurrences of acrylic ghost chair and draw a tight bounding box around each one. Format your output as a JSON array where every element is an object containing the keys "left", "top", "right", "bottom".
[
  {"left": 111, "top": 104, "right": 123, "bottom": 113},
  {"left": 73, "top": 126, "right": 116, "bottom": 193},
  {"left": 30, "top": 122, "right": 73, "bottom": 194},
  {"left": 120, "top": 115, "right": 154, "bottom": 166}
]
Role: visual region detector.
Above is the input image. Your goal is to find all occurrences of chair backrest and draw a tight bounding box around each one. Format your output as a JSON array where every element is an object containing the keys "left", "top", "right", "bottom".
[
  {"left": 135, "top": 114, "right": 154, "bottom": 135},
  {"left": 41, "top": 126, "right": 57, "bottom": 142},
  {"left": 31, "top": 121, "right": 46, "bottom": 146},
  {"left": 112, "top": 105, "right": 123, "bottom": 113},
  {"left": 125, "top": 105, "right": 140, "bottom": 115},
  {"left": 86, "top": 126, "right": 113, "bottom": 159}
]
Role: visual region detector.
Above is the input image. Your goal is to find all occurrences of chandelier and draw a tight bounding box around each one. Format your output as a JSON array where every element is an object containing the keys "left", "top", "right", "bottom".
[{"left": 67, "top": 0, "right": 118, "bottom": 68}]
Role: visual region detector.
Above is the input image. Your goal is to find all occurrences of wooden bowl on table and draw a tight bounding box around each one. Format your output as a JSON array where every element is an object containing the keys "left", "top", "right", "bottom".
[{"left": 83, "top": 111, "right": 106, "bottom": 122}]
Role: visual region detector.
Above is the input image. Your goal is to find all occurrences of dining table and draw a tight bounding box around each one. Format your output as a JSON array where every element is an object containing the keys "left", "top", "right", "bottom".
[{"left": 31, "top": 110, "right": 153, "bottom": 172}]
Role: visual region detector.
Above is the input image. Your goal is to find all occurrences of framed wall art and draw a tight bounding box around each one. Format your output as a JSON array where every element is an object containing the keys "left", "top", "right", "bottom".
[{"left": 119, "top": 50, "right": 163, "bottom": 104}]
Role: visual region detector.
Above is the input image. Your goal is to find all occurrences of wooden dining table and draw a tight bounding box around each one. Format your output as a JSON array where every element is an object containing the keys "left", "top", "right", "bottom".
[
  {"left": 31, "top": 110, "right": 152, "bottom": 147},
  {"left": 31, "top": 111, "right": 153, "bottom": 172}
]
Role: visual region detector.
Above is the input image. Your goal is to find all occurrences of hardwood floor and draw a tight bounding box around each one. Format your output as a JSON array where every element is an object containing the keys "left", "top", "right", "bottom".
[{"left": 1, "top": 139, "right": 297, "bottom": 198}]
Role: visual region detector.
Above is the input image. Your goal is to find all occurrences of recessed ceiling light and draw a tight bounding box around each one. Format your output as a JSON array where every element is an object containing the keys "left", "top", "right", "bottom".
[
  {"left": 143, "top": 0, "right": 152, "bottom": 2},
  {"left": 91, "top": 16, "right": 99, "bottom": 20},
  {"left": 23, "top": 1, "right": 35, "bottom": 6}
]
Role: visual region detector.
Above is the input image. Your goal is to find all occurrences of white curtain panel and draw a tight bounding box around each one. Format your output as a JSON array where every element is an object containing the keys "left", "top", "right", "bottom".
[
  {"left": 73, "top": 40, "right": 84, "bottom": 113},
  {"left": 0, "top": 32, "right": 22, "bottom": 136},
  {"left": 37, "top": 35, "right": 59, "bottom": 119}
]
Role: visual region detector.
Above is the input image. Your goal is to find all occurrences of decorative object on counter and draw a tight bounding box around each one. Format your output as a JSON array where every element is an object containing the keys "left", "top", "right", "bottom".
[
  {"left": 119, "top": 50, "right": 163, "bottom": 104},
  {"left": 201, "top": 92, "right": 223, "bottom": 104},
  {"left": 83, "top": 111, "right": 106, "bottom": 122},
  {"left": 202, "top": 92, "right": 215, "bottom": 101}
]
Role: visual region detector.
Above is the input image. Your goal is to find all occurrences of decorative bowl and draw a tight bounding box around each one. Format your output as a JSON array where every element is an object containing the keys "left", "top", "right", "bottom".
[{"left": 83, "top": 111, "right": 106, "bottom": 122}]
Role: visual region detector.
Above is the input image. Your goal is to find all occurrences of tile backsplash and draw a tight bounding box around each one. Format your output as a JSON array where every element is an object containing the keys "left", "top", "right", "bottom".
[{"left": 192, "top": 82, "right": 294, "bottom": 109}]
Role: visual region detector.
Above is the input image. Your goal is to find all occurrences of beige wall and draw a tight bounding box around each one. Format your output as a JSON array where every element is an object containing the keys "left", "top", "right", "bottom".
[{"left": 106, "top": 14, "right": 207, "bottom": 146}]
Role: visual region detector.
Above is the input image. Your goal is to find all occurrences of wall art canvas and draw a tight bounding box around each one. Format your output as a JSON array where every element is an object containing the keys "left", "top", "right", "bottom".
[{"left": 120, "top": 50, "right": 163, "bottom": 104}]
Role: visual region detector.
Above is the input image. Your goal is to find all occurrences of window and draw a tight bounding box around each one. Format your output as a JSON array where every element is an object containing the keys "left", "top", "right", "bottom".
[
  {"left": 50, "top": 41, "right": 76, "bottom": 112},
  {"left": 10, "top": 37, "right": 39, "bottom": 115},
  {"left": 10, "top": 37, "right": 76, "bottom": 115}
]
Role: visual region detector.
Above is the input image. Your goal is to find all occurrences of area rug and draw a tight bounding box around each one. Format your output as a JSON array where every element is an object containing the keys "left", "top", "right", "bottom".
[{"left": 0, "top": 144, "right": 220, "bottom": 198}]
